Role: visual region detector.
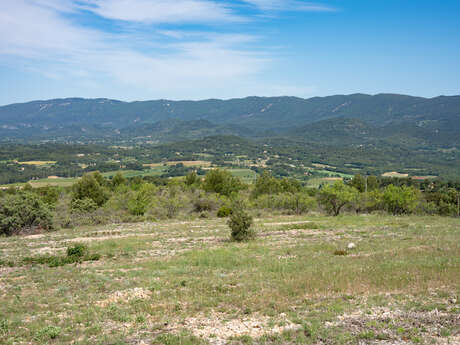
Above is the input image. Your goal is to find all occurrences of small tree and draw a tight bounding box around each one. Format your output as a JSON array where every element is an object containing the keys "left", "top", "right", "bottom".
[
  {"left": 318, "top": 181, "right": 358, "bottom": 216},
  {"left": 252, "top": 171, "right": 282, "bottom": 198},
  {"left": 127, "top": 183, "right": 156, "bottom": 216},
  {"left": 228, "top": 200, "right": 254, "bottom": 242},
  {"left": 111, "top": 172, "right": 126, "bottom": 189},
  {"left": 349, "top": 174, "right": 366, "bottom": 192},
  {"left": 382, "top": 184, "right": 419, "bottom": 215},
  {"left": 185, "top": 171, "right": 200, "bottom": 186},
  {"left": 203, "top": 169, "right": 244, "bottom": 196},
  {"left": 72, "top": 172, "right": 109, "bottom": 207}
]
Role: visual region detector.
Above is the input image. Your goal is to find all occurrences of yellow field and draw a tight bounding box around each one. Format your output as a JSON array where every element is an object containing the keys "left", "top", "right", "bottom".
[
  {"left": 321, "top": 177, "right": 343, "bottom": 181},
  {"left": 312, "top": 163, "right": 336, "bottom": 169},
  {"left": 17, "top": 161, "right": 57, "bottom": 166},
  {"left": 382, "top": 171, "right": 409, "bottom": 178}
]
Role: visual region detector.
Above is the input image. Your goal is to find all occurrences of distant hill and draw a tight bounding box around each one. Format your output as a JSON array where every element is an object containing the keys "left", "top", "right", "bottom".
[{"left": 0, "top": 94, "right": 459, "bottom": 146}]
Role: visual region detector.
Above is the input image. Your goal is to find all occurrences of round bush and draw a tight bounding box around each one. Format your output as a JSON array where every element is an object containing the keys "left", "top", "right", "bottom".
[{"left": 0, "top": 192, "right": 53, "bottom": 236}]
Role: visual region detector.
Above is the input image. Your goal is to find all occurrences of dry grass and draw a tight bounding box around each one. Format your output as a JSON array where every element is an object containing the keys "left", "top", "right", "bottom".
[
  {"left": 382, "top": 171, "right": 409, "bottom": 178},
  {"left": 0, "top": 214, "right": 459, "bottom": 344}
]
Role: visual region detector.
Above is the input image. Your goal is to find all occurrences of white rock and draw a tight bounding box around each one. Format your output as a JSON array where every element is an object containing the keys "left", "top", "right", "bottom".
[{"left": 347, "top": 242, "right": 356, "bottom": 249}]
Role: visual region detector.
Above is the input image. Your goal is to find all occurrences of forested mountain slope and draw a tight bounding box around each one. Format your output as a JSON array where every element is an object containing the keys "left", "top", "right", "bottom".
[{"left": 0, "top": 94, "right": 459, "bottom": 146}]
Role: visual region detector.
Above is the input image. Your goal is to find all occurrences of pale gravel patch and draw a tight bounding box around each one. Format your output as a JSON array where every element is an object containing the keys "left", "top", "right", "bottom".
[
  {"left": 96, "top": 288, "right": 152, "bottom": 307},
  {"left": 169, "top": 311, "right": 302, "bottom": 345},
  {"left": 24, "top": 234, "right": 46, "bottom": 239},
  {"left": 30, "top": 246, "right": 65, "bottom": 255}
]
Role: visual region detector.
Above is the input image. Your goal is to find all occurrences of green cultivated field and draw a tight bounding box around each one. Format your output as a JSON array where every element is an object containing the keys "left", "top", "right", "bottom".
[
  {"left": 228, "top": 168, "right": 257, "bottom": 184},
  {"left": 102, "top": 167, "right": 167, "bottom": 179},
  {"left": 0, "top": 215, "right": 459, "bottom": 344}
]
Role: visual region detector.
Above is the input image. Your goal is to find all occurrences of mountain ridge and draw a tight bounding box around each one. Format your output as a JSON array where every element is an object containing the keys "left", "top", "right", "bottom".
[{"left": 1, "top": 93, "right": 459, "bottom": 146}]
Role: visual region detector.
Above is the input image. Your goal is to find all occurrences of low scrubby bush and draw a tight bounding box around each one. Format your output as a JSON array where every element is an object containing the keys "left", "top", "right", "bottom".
[
  {"left": 217, "top": 206, "right": 233, "bottom": 218},
  {"left": 71, "top": 197, "right": 99, "bottom": 213},
  {"left": 194, "top": 198, "right": 215, "bottom": 212},
  {"left": 35, "top": 326, "right": 61, "bottom": 340},
  {"left": 67, "top": 243, "right": 88, "bottom": 258},
  {"left": 228, "top": 201, "right": 254, "bottom": 242},
  {"left": 22, "top": 244, "right": 100, "bottom": 267},
  {"left": 0, "top": 192, "right": 53, "bottom": 236}
]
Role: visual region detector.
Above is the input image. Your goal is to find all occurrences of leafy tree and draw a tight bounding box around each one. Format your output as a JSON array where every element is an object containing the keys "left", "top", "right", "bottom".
[
  {"left": 382, "top": 184, "right": 419, "bottom": 215},
  {"left": 318, "top": 181, "right": 358, "bottom": 216},
  {"left": 72, "top": 172, "right": 109, "bottom": 207},
  {"left": 0, "top": 192, "right": 53, "bottom": 236},
  {"left": 185, "top": 171, "right": 200, "bottom": 186},
  {"left": 252, "top": 171, "right": 282, "bottom": 198},
  {"left": 425, "top": 187, "right": 458, "bottom": 216},
  {"left": 203, "top": 169, "right": 244, "bottom": 196},
  {"left": 127, "top": 183, "right": 156, "bottom": 216},
  {"left": 280, "top": 178, "right": 302, "bottom": 194},
  {"left": 350, "top": 174, "right": 366, "bottom": 192},
  {"left": 367, "top": 175, "right": 379, "bottom": 191},
  {"left": 111, "top": 172, "right": 126, "bottom": 189}
]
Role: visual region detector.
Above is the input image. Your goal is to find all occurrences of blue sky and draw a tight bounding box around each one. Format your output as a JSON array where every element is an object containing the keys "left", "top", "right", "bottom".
[{"left": 0, "top": 0, "right": 459, "bottom": 105}]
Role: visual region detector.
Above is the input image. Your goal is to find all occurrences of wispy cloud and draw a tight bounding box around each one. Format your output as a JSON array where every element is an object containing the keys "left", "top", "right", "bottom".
[
  {"left": 241, "top": 0, "right": 335, "bottom": 12},
  {"left": 78, "top": 0, "right": 244, "bottom": 24},
  {"left": 0, "top": 0, "right": 332, "bottom": 101}
]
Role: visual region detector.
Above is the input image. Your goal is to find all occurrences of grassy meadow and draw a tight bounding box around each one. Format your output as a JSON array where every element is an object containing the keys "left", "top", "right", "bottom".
[{"left": 0, "top": 214, "right": 459, "bottom": 344}]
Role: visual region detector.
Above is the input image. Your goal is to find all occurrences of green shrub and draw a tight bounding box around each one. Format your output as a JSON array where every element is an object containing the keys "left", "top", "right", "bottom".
[
  {"left": 67, "top": 244, "right": 88, "bottom": 258},
  {"left": 318, "top": 181, "right": 358, "bottom": 216},
  {"left": 111, "top": 172, "right": 126, "bottom": 188},
  {"left": 0, "top": 318, "right": 8, "bottom": 334},
  {"left": 217, "top": 206, "right": 232, "bottom": 218},
  {"left": 194, "top": 198, "right": 215, "bottom": 212},
  {"left": 36, "top": 326, "right": 61, "bottom": 340},
  {"left": 72, "top": 172, "right": 109, "bottom": 207},
  {"left": 0, "top": 192, "right": 53, "bottom": 236},
  {"left": 228, "top": 201, "right": 254, "bottom": 242},
  {"left": 185, "top": 171, "right": 200, "bottom": 186},
  {"left": 71, "top": 197, "right": 98, "bottom": 213},
  {"left": 382, "top": 185, "right": 419, "bottom": 215},
  {"left": 127, "top": 183, "right": 155, "bottom": 216},
  {"left": 22, "top": 247, "right": 100, "bottom": 267},
  {"left": 203, "top": 169, "right": 245, "bottom": 196}
]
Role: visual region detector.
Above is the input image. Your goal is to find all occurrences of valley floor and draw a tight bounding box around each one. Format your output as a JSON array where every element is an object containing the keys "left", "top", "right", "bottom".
[{"left": 0, "top": 215, "right": 459, "bottom": 344}]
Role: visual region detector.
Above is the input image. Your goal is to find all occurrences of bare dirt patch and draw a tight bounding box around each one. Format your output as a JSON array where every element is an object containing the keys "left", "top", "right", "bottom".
[
  {"left": 171, "top": 311, "right": 302, "bottom": 344},
  {"left": 96, "top": 288, "right": 152, "bottom": 307}
]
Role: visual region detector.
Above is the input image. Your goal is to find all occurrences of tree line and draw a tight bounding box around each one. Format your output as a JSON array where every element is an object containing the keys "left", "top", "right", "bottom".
[{"left": 1, "top": 169, "right": 459, "bottom": 237}]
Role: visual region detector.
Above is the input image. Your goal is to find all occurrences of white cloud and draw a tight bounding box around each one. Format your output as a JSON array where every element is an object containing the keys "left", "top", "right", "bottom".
[
  {"left": 241, "top": 0, "right": 335, "bottom": 12},
  {"left": 0, "top": 0, "right": 269, "bottom": 99},
  {"left": 78, "top": 0, "right": 244, "bottom": 24},
  {"left": 0, "top": 0, "right": 332, "bottom": 101}
]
